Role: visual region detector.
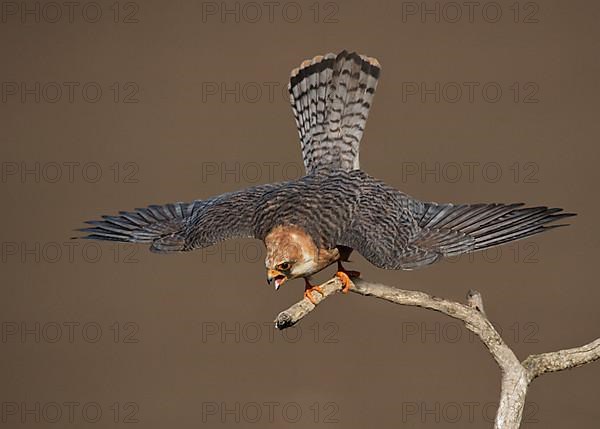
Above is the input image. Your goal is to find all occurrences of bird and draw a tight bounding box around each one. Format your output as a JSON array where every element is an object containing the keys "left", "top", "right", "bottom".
[{"left": 78, "top": 50, "right": 575, "bottom": 304}]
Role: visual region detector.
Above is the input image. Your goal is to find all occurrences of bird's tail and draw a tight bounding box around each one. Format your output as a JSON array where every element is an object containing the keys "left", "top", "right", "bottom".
[
  {"left": 288, "top": 50, "right": 380, "bottom": 174},
  {"left": 413, "top": 202, "right": 575, "bottom": 257},
  {"left": 77, "top": 202, "right": 196, "bottom": 253}
]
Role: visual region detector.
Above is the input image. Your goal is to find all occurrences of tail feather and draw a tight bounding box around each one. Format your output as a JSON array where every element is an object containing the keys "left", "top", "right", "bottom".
[
  {"left": 414, "top": 202, "right": 575, "bottom": 257},
  {"left": 289, "top": 50, "right": 380, "bottom": 174},
  {"left": 78, "top": 201, "right": 196, "bottom": 252}
]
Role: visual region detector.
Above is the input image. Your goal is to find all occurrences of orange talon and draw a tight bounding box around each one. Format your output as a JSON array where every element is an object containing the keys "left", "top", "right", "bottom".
[
  {"left": 303, "top": 279, "right": 324, "bottom": 305},
  {"left": 336, "top": 271, "right": 354, "bottom": 293},
  {"left": 336, "top": 261, "right": 360, "bottom": 293}
]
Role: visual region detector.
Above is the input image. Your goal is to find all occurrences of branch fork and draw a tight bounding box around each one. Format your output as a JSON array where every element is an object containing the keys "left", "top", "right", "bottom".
[{"left": 274, "top": 276, "right": 599, "bottom": 429}]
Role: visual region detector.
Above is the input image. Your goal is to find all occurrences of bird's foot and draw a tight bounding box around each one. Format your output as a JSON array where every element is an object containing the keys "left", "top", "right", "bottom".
[
  {"left": 336, "top": 262, "right": 359, "bottom": 293},
  {"left": 335, "top": 271, "right": 355, "bottom": 293},
  {"left": 303, "top": 280, "right": 324, "bottom": 305},
  {"left": 336, "top": 262, "right": 360, "bottom": 293}
]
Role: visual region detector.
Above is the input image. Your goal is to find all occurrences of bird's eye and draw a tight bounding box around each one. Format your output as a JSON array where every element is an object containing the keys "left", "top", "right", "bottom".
[{"left": 278, "top": 262, "right": 291, "bottom": 271}]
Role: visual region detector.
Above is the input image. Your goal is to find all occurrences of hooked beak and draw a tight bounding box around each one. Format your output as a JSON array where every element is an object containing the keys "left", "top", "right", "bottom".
[{"left": 267, "top": 269, "right": 287, "bottom": 290}]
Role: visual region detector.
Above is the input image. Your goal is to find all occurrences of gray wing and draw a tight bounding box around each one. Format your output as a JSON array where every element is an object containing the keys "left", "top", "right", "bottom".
[
  {"left": 164, "top": 183, "right": 285, "bottom": 252},
  {"left": 80, "top": 202, "right": 198, "bottom": 245},
  {"left": 80, "top": 171, "right": 368, "bottom": 254},
  {"left": 411, "top": 202, "right": 574, "bottom": 259},
  {"left": 339, "top": 184, "right": 575, "bottom": 270},
  {"left": 288, "top": 50, "right": 380, "bottom": 174},
  {"left": 79, "top": 183, "right": 284, "bottom": 253}
]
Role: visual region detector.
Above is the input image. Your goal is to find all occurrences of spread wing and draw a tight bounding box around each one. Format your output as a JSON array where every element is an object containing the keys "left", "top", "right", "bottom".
[
  {"left": 410, "top": 202, "right": 574, "bottom": 264},
  {"left": 181, "top": 183, "right": 283, "bottom": 251},
  {"left": 79, "top": 170, "right": 369, "bottom": 254},
  {"left": 288, "top": 50, "right": 380, "bottom": 174},
  {"left": 79, "top": 183, "right": 284, "bottom": 253},
  {"left": 339, "top": 184, "right": 575, "bottom": 270}
]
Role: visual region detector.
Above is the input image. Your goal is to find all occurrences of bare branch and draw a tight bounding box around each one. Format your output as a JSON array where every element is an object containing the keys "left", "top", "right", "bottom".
[
  {"left": 276, "top": 278, "right": 519, "bottom": 370},
  {"left": 273, "top": 276, "right": 599, "bottom": 429},
  {"left": 522, "top": 338, "right": 600, "bottom": 379},
  {"left": 274, "top": 277, "right": 343, "bottom": 329}
]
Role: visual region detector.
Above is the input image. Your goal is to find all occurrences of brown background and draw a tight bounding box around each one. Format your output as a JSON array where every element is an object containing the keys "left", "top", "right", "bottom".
[{"left": 1, "top": 0, "right": 599, "bottom": 427}]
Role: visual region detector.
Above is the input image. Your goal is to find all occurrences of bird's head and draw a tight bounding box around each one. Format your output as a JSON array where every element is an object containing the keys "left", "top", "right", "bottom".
[{"left": 264, "top": 225, "right": 318, "bottom": 290}]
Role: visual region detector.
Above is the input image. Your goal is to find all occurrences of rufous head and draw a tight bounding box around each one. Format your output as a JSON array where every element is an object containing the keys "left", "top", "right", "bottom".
[{"left": 264, "top": 225, "right": 318, "bottom": 290}]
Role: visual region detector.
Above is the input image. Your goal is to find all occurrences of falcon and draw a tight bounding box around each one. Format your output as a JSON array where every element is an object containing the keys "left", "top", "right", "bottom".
[{"left": 79, "top": 50, "right": 574, "bottom": 304}]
